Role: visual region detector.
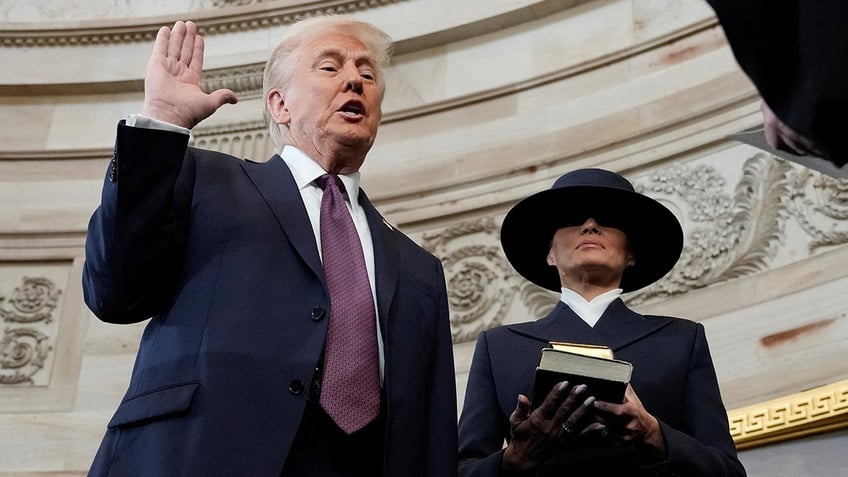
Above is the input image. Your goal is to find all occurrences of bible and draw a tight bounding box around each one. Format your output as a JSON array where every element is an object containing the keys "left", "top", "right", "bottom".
[{"left": 530, "top": 344, "right": 632, "bottom": 408}]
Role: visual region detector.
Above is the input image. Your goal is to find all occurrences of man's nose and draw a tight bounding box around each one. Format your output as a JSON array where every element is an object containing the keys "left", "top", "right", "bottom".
[
  {"left": 342, "top": 64, "right": 364, "bottom": 94},
  {"left": 345, "top": 79, "right": 364, "bottom": 94}
]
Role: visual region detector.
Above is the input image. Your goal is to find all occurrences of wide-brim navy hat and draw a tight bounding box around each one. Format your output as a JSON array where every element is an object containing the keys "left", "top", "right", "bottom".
[{"left": 500, "top": 168, "right": 683, "bottom": 292}]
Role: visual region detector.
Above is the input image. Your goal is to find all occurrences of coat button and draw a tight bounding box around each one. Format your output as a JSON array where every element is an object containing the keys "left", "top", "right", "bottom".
[
  {"left": 288, "top": 380, "right": 304, "bottom": 395},
  {"left": 108, "top": 155, "right": 118, "bottom": 183},
  {"left": 311, "top": 306, "right": 326, "bottom": 321}
]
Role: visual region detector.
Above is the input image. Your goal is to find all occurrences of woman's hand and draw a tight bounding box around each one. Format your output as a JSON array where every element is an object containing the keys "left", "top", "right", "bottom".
[
  {"left": 590, "top": 384, "right": 665, "bottom": 455},
  {"left": 501, "top": 382, "right": 596, "bottom": 473}
]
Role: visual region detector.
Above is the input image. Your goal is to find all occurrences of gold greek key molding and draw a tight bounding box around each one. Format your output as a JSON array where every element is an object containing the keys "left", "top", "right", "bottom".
[
  {"left": 0, "top": 0, "right": 406, "bottom": 48},
  {"left": 729, "top": 379, "right": 848, "bottom": 449}
]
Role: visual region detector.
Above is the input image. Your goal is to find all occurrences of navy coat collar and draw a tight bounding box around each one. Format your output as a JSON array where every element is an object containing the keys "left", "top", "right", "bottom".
[{"left": 506, "top": 300, "right": 673, "bottom": 352}]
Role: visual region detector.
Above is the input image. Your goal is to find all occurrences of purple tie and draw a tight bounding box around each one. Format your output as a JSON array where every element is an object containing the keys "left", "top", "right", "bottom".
[{"left": 315, "top": 174, "right": 380, "bottom": 434}]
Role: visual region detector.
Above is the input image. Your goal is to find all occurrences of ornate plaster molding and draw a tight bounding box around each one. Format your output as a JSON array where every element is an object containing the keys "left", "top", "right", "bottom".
[
  {"left": 0, "top": 327, "right": 52, "bottom": 385},
  {"left": 0, "top": 276, "right": 61, "bottom": 385},
  {"left": 421, "top": 218, "right": 519, "bottom": 343},
  {"left": 627, "top": 155, "right": 848, "bottom": 306},
  {"left": 0, "top": 277, "right": 61, "bottom": 324},
  {"left": 729, "top": 379, "right": 848, "bottom": 449},
  {"left": 0, "top": 0, "right": 406, "bottom": 47},
  {"left": 626, "top": 154, "right": 792, "bottom": 306}
]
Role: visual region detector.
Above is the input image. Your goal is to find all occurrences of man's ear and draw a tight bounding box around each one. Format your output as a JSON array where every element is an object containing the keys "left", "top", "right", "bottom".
[{"left": 266, "top": 89, "right": 290, "bottom": 125}]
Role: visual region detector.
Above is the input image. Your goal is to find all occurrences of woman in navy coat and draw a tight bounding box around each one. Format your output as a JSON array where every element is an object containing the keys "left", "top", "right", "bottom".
[{"left": 458, "top": 169, "right": 746, "bottom": 476}]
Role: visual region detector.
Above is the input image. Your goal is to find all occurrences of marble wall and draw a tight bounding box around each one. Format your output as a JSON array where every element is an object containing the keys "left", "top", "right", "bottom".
[{"left": 1, "top": 0, "right": 846, "bottom": 474}]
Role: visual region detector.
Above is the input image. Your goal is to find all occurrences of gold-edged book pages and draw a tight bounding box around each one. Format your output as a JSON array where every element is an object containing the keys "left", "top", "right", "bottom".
[{"left": 548, "top": 341, "right": 614, "bottom": 359}]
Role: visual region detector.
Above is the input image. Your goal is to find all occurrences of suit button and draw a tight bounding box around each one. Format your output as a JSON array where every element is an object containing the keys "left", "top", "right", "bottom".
[
  {"left": 311, "top": 306, "right": 326, "bottom": 321},
  {"left": 108, "top": 155, "right": 118, "bottom": 182},
  {"left": 288, "top": 380, "right": 304, "bottom": 395}
]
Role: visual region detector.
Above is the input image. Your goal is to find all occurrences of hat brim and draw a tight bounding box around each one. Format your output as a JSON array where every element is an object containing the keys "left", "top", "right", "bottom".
[{"left": 500, "top": 186, "right": 683, "bottom": 292}]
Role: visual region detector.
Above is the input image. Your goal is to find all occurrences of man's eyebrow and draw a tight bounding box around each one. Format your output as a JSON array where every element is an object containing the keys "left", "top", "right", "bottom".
[{"left": 313, "top": 47, "right": 377, "bottom": 67}]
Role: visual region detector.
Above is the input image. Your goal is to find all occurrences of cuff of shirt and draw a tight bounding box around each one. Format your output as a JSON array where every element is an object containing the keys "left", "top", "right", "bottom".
[{"left": 126, "top": 113, "right": 191, "bottom": 136}]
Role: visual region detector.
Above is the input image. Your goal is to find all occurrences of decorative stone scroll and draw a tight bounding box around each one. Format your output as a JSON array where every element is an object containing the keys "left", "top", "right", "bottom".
[
  {"left": 0, "top": 276, "right": 61, "bottom": 386},
  {"left": 0, "top": 327, "right": 52, "bottom": 385},
  {"left": 626, "top": 154, "right": 792, "bottom": 306},
  {"left": 421, "top": 218, "right": 519, "bottom": 343},
  {"left": 624, "top": 153, "right": 848, "bottom": 307},
  {"left": 0, "top": 277, "right": 62, "bottom": 324},
  {"left": 786, "top": 167, "right": 848, "bottom": 251}
]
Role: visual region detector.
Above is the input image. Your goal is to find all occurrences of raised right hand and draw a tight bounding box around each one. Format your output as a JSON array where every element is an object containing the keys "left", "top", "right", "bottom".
[{"left": 141, "top": 20, "right": 238, "bottom": 129}]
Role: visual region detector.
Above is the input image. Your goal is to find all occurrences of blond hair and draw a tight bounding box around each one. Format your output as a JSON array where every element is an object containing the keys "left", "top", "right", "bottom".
[{"left": 262, "top": 15, "right": 394, "bottom": 151}]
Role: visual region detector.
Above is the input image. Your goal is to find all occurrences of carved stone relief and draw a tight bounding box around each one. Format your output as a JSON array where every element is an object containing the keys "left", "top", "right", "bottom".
[
  {"left": 0, "top": 276, "right": 62, "bottom": 385},
  {"left": 421, "top": 218, "right": 518, "bottom": 343},
  {"left": 629, "top": 152, "right": 848, "bottom": 306},
  {"left": 627, "top": 153, "right": 792, "bottom": 306},
  {"left": 425, "top": 150, "right": 848, "bottom": 342}
]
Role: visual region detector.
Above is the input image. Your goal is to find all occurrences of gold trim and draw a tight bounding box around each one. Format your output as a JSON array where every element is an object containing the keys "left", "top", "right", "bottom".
[{"left": 729, "top": 379, "right": 848, "bottom": 449}]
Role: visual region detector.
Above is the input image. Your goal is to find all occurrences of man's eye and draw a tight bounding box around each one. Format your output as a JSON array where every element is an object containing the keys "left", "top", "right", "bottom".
[
  {"left": 320, "top": 66, "right": 337, "bottom": 72},
  {"left": 361, "top": 73, "right": 374, "bottom": 81}
]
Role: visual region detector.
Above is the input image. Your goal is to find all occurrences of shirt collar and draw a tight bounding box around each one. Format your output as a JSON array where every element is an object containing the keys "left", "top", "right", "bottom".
[
  {"left": 280, "top": 145, "right": 362, "bottom": 212},
  {"left": 559, "top": 287, "right": 623, "bottom": 327}
]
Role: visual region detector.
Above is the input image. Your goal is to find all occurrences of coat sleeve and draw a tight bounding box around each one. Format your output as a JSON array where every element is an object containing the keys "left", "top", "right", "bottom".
[
  {"left": 82, "top": 122, "right": 195, "bottom": 324},
  {"left": 660, "top": 323, "right": 746, "bottom": 477},
  {"left": 706, "top": 0, "right": 848, "bottom": 165},
  {"left": 458, "top": 331, "right": 511, "bottom": 477}
]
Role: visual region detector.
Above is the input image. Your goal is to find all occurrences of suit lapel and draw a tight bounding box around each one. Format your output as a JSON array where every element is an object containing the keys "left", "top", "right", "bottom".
[
  {"left": 592, "top": 299, "right": 672, "bottom": 351},
  {"left": 240, "top": 156, "right": 324, "bottom": 283},
  {"left": 506, "top": 299, "right": 673, "bottom": 353},
  {"left": 507, "top": 302, "right": 606, "bottom": 346},
  {"left": 359, "top": 189, "right": 398, "bottom": 332}
]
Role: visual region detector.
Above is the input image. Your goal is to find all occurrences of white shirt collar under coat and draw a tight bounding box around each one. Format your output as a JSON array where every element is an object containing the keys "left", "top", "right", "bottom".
[
  {"left": 559, "top": 287, "right": 623, "bottom": 327},
  {"left": 280, "top": 145, "right": 362, "bottom": 212}
]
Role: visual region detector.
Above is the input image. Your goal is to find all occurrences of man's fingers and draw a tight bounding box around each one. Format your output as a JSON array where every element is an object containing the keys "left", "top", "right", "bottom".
[
  {"left": 168, "top": 21, "right": 187, "bottom": 60},
  {"left": 152, "top": 26, "right": 170, "bottom": 58},
  {"left": 189, "top": 30, "right": 205, "bottom": 74},
  {"left": 180, "top": 21, "right": 198, "bottom": 66}
]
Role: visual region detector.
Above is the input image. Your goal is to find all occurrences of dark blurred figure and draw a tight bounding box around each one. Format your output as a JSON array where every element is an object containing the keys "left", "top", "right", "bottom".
[{"left": 707, "top": 0, "right": 848, "bottom": 165}]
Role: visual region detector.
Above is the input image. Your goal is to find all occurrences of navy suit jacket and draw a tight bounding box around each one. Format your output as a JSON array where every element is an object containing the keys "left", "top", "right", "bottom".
[
  {"left": 458, "top": 301, "right": 745, "bottom": 476},
  {"left": 83, "top": 123, "right": 457, "bottom": 476}
]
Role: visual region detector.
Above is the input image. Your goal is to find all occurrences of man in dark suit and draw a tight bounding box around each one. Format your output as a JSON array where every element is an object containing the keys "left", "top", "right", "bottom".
[
  {"left": 458, "top": 169, "right": 745, "bottom": 476},
  {"left": 706, "top": 0, "right": 847, "bottom": 166},
  {"left": 83, "top": 17, "right": 457, "bottom": 476}
]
